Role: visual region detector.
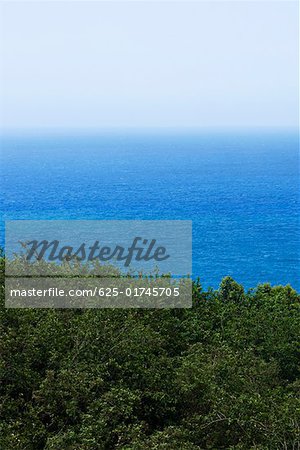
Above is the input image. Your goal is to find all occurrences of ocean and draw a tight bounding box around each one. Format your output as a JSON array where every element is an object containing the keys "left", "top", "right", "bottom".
[{"left": 1, "top": 130, "right": 299, "bottom": 290}]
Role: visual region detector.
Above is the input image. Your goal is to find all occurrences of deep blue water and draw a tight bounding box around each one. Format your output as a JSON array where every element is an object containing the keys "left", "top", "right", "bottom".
[{"left": 1, "top": 130, "right": 299, "bottom": 290}]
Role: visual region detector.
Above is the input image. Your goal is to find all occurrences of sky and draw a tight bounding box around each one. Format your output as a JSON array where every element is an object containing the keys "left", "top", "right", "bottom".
[{"left": 0, "top": 1, "right": 298, "bottom": 130}]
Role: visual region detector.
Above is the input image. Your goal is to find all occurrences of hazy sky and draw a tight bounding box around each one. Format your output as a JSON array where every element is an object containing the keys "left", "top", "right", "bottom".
[{"left": 0, "top": 1, "right": 298, "bottom": 130}]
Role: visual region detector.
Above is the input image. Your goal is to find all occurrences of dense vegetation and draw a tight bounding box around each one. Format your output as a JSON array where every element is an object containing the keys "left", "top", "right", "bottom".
[{"left": 1, "top": 255, "right": 299, "bottom": 449}]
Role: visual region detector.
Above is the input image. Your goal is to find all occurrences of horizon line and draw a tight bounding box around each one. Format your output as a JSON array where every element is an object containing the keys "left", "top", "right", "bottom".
[{"left": 0, "top": 125, "right": 299, "bottom": 136}]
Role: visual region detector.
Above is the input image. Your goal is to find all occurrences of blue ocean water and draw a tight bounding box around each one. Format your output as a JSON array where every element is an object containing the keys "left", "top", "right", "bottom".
[{"left": 1, "top": 130, "right": 299, "bottom": 290}]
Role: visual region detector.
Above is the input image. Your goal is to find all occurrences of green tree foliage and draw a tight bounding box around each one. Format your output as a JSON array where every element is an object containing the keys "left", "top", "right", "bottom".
[{"left": 0, "top": 256, "right": 299, "bottom": 449}]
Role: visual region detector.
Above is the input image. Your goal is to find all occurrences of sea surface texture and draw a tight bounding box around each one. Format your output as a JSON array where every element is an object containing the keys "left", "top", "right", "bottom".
[{"left": 1, "top": 131, "right": 299, "bottom": 290}]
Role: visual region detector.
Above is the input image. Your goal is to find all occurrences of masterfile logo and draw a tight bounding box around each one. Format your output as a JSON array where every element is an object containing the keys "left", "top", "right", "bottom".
[{"left": 5, "top": 220, "right": 192, "bottom": 276}]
